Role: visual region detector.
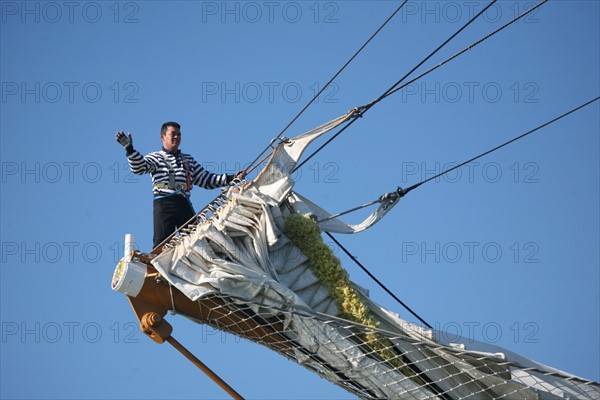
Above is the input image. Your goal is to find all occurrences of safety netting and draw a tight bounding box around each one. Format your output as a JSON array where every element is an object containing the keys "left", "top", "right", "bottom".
[{"left": 183, "top": 294, "right": 600, "bottom": 400}]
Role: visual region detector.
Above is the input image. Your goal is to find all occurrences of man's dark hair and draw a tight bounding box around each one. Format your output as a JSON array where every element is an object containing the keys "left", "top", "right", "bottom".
[{"left": 161, "top": 121, "right": 181, "bottom": 136}]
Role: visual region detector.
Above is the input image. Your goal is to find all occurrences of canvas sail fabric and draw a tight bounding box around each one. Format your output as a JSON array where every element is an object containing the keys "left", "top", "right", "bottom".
[
  {"left": 149, "top": 112, "right": 600, "bottom": 399},
  {"left": 249, "top": 108, "right": 402, "bottom": 234},
  {"left": 250, "top": 110, "right": 355, "bottom": 203},
  {"left": 287, "top": 191, "right": 401, "bottom": 234}
]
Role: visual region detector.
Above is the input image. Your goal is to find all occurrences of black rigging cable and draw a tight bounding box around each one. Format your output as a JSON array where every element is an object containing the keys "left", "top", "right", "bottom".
[
  {"left": 402, "top": 96, "right": 600, "bottom": 196},
  {"left": 373, "top": 0, "right": 499, "bottom": 105},
  {"left": 381, "top": 0, "right": 548, "bottom": 101},
  {"left": 325, "top": 95, "right": 599, "bottom": 330},
  {"left": 326, "top": 232, "right": 434, "bottom": 330},
  {"left": 295, "top": 0, "right": 547, "bottom": 172},
  {"left": 245, "top": 0, "right": 409, "bottom": 172}
]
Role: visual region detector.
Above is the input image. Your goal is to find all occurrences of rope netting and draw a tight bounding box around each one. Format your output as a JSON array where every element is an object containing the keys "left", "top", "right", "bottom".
[{"left": 189, "top": 294, "right": 600, "bottom": 400}]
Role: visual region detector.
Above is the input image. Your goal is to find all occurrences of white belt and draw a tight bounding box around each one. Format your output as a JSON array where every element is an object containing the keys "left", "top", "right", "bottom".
[{"left": 154, "top": 182, "right": 187, "bottom": 191}]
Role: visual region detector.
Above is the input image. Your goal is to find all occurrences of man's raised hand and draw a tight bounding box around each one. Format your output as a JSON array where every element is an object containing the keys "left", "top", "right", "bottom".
[{"left": 116, "top": 131, "right": 133, "bottom": 148}]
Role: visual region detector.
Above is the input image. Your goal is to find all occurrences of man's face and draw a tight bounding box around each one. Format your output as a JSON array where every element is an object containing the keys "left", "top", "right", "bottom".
[{"left": 161, "top": 126, "right": 181, "bottom": 152}]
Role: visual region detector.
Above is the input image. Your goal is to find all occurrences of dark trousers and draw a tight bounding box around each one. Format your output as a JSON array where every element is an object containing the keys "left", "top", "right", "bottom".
[{"left": 153, "top": 195, "right": 195, "bottom": 248}]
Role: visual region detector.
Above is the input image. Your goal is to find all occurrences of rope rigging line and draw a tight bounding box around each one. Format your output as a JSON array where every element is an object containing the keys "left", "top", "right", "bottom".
[
  {"left": 293, "top": 0, "right": 500, "bottom": 173},
  {"left": 317, "top": 194, "right": 395, "bottom": 224},
  {"left": 315, "top": 95, "right": 600, "bottom": 218},
  {"left": 401, "top": 95, "right": 600, "bottom": 196},
  {"left": 381, "top": 0, "right": 548, "bottom": 102},
  {"left": 317, "top": 97, "right": 599, "bottom": 241},
  {"left": 245, "top": 0, "right": 409, "bottom": 173},
  {"left": 373, "top": 0, "right": 498, "bottom": 106},
  {"left": 315, "top": 96, "right": 598, "bottom": 330},
  {"left": 295, "top": 0, "right": 548, "bottom": 172},
  {"left": 325, "top": 231, "right": 434, "bottom": 330}
]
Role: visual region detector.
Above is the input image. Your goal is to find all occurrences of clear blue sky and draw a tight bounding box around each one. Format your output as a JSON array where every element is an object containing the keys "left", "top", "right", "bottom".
[{"left": 1, "top": 1, "right": 598, "bottom": 399}]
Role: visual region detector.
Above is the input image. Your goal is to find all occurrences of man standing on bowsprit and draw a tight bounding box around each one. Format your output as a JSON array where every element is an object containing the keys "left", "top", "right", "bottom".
[{"left": 116, "top": 121, "right": 243, "bottom": 249}]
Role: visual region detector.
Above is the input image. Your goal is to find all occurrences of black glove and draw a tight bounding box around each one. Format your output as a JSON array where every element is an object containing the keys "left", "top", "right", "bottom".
[
  {"left": 226, "top": 170, "right": 247, "bottom": 184},
  {"left": 116, "top": 131, "right": 134, "bottom": 154}
]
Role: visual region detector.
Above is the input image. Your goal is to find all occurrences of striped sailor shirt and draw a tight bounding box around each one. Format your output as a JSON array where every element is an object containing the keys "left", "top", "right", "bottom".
[{"left": 127, "top": 147, "right": 231, "bottom": 198}]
